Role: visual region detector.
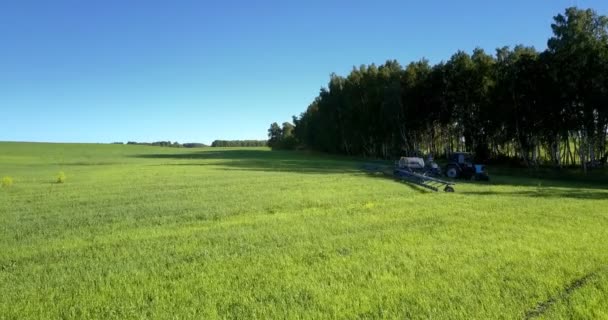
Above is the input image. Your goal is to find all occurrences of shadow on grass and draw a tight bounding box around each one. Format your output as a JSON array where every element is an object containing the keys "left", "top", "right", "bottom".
[
  {"left": 133, "top": 149, "right": 361, "bottom": 174},
  {"left": 134, "top": 149, "right": 608, "bottom": 197},
  {"left": 135, "top": 149, "right": 284, "bottom": 160},
  {"left": 470, "top": 174, "right": 608, "bottom": 193},
  {"left": 462, "top": 189, "right": 608, "bottom": 200},
  {"left": 487, "top": 167, "right": 608, "bottom": 189}
]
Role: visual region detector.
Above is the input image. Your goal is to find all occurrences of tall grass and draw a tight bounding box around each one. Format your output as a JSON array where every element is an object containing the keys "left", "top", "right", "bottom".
[{"left": 0, "top": 142, "right": 607, "bottom": 319}]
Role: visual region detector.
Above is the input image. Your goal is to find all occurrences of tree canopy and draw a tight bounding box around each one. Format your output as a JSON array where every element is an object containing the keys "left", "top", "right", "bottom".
[
  {"left": 270, "top": 7, "right": 608, "bottom": 169},
  {"left": 267, "top": 122, "right": 297, "bottom": 150}
]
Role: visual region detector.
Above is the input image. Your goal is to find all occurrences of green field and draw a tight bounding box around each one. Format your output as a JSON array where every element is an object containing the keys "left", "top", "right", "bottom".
[{"left": 1, "top": 142, "right": 607, "bottom": 319}]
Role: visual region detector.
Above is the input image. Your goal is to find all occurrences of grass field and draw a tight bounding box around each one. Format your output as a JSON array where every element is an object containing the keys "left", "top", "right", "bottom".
[{"left": 1, "top": 142, "right": 607, "bottom": 319}]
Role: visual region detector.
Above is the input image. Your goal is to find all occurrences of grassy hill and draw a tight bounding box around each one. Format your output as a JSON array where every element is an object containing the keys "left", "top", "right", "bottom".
[{"left": 1, "top": 142, "right": 607, "bottom": 319}]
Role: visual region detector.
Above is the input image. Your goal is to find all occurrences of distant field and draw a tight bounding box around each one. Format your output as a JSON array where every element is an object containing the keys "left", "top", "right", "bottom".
[{"left": 1, "top": 142, "right": 607, "bottom": 319}]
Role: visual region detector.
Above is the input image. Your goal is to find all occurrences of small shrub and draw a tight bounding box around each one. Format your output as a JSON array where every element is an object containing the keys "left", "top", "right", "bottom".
[
  {"left": 1, "top": 176, "right": 13, "bottom": 188},
  {"left": 56, "top": 172, "right": 66, "bottom": 184}
]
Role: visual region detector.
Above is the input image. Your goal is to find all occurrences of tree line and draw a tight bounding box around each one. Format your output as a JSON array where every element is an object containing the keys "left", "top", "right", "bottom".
[
  {"left": 118, "top": 141, "right": 207, "bottom": 148},
  {"left": 211, "top": 140, "right": 267, "bottom": 147},
  {"left": 118, "top": 140, "right": 269, "bottom": 148},
  {"left": 269, "top": 7, "right": 608, "bottom": 170},
  {"left": 116, "top": 140, "right": 269, "bottom": 148}
]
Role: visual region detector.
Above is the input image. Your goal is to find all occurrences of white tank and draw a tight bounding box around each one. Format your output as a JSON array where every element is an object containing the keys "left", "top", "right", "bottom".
[{"left": 398, "top": 157, "right": 425, "bottom": 169}]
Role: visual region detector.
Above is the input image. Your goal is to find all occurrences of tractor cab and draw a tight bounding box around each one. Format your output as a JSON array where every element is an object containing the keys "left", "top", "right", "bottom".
[
  {"left": 445, "top": 152, "right": 489, "bottom": 180},
  {"left": 450, "top": 153, "right": 474, "bottom": 167}
]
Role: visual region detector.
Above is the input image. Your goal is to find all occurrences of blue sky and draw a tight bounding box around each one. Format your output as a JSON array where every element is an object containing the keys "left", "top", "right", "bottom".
[{"left": 2, "top": 0, "right": 607, "bottom": 144}]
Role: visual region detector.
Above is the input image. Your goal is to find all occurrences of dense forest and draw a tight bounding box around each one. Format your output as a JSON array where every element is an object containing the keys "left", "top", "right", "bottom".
[{"left": 269, "top": 8, "right": 608, "bottom": 170}]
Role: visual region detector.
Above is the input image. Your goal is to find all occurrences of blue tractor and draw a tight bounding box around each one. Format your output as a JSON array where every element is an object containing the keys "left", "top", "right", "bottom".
[{"left": 444, "top": 152, "right": 489, "bottom": 180}]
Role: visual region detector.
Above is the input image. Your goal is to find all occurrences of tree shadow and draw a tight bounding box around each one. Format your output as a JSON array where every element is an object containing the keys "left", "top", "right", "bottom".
[
  {"left": 470, "top": 174, "right": 608, "bottom": 192},
  {"left": 462, "top": 189, "right": 608, "bottom": 200},
  {"left": 133, "top": 149, "right": 608, "bottom": 197},
  {"left": 487, "top": 167, "right": 608, "bottom": 190},
  {"left": 135, "top": 149, "right": 283, "bottom": 160},
  {"left": 133, "top": 149, "right": 361, "bottom": 174},
  {"left": 455, "top": 174, "right": 608, "bottom": 199}
]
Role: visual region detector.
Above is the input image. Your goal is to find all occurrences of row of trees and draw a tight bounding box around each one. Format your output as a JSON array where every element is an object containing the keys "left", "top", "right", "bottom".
[
  {"left": 118, "top": 140, "right": 268, "bottom": 148},
  {"left": 211, "top": 140, "right": 267, "bottom": 147},
  {"left": 271, "top": 7, "right": 608, "bottom": 169},
  {"left": 120, "top": 141, "right": 208, "bottom": 148}
]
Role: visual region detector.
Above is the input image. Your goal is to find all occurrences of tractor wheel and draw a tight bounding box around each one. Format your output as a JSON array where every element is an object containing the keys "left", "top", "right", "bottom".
[
  {"left": 444, "top": 186, "right": 455, "bottom": 192},
  {"left": 446, "top": 167, "right": 459, "bottom": 179}
]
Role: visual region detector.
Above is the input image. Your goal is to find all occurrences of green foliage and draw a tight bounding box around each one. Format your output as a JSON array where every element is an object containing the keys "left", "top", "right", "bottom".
[
  {"left": 182, "top": 143, "right": 208, "bottom": 148},
  {"left": 125, "top": 141, "right": 207, "bottom": 148},
  {"left": 211, "top": 140, "right": 266, "bottom": 147},
  {"left": 0, "top": 142, "right": 607, "bottom": 318},
  {"left": 281, "top": 7, "right": 608, "bottom": 169},
  {"left": 267, "top": 122, "right": 283, "bottom": 148},
  {"left": 1, "top": 176, "right": 13, "bottom": 188},
  {"left": 56, "top": 171, "right": 66, "bottom": 183},
  {"left": 267, "top": 122, "right": 297, "bottom": 150}
]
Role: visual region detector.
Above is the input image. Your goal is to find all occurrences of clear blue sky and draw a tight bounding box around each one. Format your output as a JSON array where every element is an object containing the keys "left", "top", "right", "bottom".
[{"left": 2, "top": 0, "right": 607, "bottom": 144}]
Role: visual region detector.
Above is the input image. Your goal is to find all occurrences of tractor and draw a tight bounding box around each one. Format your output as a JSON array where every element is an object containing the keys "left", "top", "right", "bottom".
[{"left": 444, "top": 152, "right": 489, "bottom": 180}]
